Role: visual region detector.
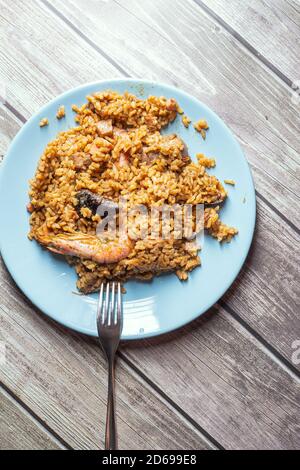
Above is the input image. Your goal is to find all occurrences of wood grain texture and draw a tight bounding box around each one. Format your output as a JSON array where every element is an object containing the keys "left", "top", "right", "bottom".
[
  {"left": 3, "top": 100, "right": 299, "bottom": 365},
  {"left": 199, "top": 0, "right": 300, "bottom": 81},
  {"left": 49, "top": 0, "right": 300, "bottom": 226},
  {"left": 1, "top": 0, "right": 295, "bottom": 363},
  {"left": 0, "top": 258, "right": 212, "bottom": 450},
  {"left": 223, "top": 198, "right": 300, "bottom": 361},
  {"left": 0, "top": 0, "right": 299, "bottom": 451},
  {"left": 1, "top": 255, "right": 299, "bottom": 450},
  {"left": 122, "top": 307, "right": 300, "bottom": 450},
  {"left": 0, "top": 106, "right": 20, "bottom": 161},
  {"left": 0, "top": 0, "right": 123, "bottom": 118},
  {"left": 0, "top": 387, "right": 63, "bottom": 450}
]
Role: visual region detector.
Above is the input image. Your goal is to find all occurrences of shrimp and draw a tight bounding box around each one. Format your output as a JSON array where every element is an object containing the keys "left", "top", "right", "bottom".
[{"left": 36, "top": 232, "right": 133, "bottom": 264}]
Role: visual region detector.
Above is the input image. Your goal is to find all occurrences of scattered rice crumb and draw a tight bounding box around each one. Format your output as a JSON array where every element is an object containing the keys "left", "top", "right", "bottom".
[
  {"left": 224, "top": 179, "right": 235, "bottom": 185},
  {"left": 56, "top": 105, "right": 66, "bottom": 120},
  {"left": 177, "top": 106, "right": 184, "bottom": 115},
  {"left": 194, "top": 119, "right": 209, "bottom": 140},
  {"left": 194, "top": 119, "right": 209, "bottom": 131},
  {"left": 200, "top": 129, "right": 207, "bottom": 140},
  {"left": 39, "top": 118, "right": 49, "bottom": 127},
  {"left": 80, "top": 207, "right": 92, "bottom": 218},
  {"left": 196, "top": 153, "right": 216, "bottom": 168},
  {"left": 182, "top": 115, "right": 191, "bottom": 128}
]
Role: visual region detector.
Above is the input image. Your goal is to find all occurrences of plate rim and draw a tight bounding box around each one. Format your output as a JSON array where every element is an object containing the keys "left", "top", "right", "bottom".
[{"left": 0, "top": 78, "right": 256, "bottom": 339}]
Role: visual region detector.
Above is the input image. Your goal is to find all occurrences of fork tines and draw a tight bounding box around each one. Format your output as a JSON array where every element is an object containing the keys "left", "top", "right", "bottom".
[{"left": 97, "top": 282, "right": 122, "bottom": 327}]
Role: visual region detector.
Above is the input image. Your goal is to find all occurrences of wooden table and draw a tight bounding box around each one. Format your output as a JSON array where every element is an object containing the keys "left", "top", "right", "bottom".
[{"left": 0, "top": 0, "right": 299, "bottom": 450}]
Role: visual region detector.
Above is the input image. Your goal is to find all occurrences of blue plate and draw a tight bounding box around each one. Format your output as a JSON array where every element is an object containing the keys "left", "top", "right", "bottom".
[{"left": 0, "top": 79, "right": 256, "bottom": 339}]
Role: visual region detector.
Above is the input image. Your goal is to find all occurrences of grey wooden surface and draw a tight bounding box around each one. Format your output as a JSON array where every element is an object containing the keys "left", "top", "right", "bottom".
[{"left": 0, "top": 0, "right": 299, "bottom": 450}]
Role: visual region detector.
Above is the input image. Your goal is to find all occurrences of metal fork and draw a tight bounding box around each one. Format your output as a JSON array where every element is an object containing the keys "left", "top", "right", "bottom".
[{"left": 97, "top": 281, "right": 123, "bottom": 450}]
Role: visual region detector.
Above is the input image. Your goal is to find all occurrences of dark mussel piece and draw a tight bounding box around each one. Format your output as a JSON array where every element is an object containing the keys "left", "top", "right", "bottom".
[{"left": 76, "top": 190, "right": 119, "bottom": 215}]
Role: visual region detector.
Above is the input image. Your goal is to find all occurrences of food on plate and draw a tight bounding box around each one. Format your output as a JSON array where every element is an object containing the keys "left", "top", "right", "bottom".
[
  {"left": 29, "top": 91, "right": 237, "bottom": 293},
  {"left": 194, "top": 119, "right": 209, "bottom": 140},
  {"left": 182, "top": 115, "right": 191, "bottom": 128},
  {"left": 196, "top": 154, "right": 216, "bottom": 168},
  {"left": 224, "top": 179, "right": 236, "bottom": 186},
  {"left": 35, "top": 231, "right": 133, "bottom": 264},
  {"left": 56, "top": 105, "right": 66, "bottom": 120},
  {"left": 39, "top": 118, "right": 49, "bottom": 127}
]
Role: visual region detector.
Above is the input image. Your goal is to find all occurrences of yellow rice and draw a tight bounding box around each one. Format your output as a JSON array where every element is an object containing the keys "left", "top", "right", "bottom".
[{"left": 28, "top": 91, "right": 237, "bottom": 293}]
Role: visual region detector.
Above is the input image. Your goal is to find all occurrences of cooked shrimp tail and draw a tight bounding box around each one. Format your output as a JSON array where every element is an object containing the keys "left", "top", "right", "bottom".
[{"left": 36, "top": 232, "right": 133, "bottom": 264}]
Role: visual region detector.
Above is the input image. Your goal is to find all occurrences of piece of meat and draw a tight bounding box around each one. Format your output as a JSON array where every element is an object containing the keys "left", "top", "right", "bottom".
[
  {"left": 144, "top": 114, "right": 158, "bottom": 130},
  {"left": 36, "top": 232, "right": 133, "bottom": 264},
  {"left": 160, "top": 134, "right": 184, "bottom": 154},
  {"left": 119, "top": 152, "right": 129, "bottom": 167},
  {"left": 89, "top": 137, "right": 113, "bottom": 155},
  {"left": 181, "top": 139, "right": 189, "bottom": 157},
  {"left": 89, "top": 143, "right": 99, "bottom": 155},
  {"left": 113, "top": 127, "right": 127, "bottom": 138},
  {"left": 27, "top": 202, "right": 33, "bottom": 213},
  {"left": 141, "top": 151, "right": 159, "bottom": 164},
  {"left": 76, "top": 190, "right": 119, "bottom": 215},
  {"left": 72, "top": 153, "right": 91, "bottom": 171},
  {"left": 166, "top": 98, "right": 178, "bottom": 111},
  {"left": 96, "top": 119, "right": 113, "bottom": 137}
]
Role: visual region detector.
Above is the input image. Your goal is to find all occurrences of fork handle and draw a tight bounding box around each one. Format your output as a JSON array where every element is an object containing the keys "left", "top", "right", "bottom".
[{"left": 105, "top": 359, "right": 117, "bottom": 450}]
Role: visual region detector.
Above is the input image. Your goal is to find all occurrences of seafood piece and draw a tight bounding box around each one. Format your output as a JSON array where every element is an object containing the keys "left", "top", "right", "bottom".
[
  {"left": 96, "top": 119, "right": 113, "bottom": 137},
  {"left": 166, "top": 98, "right": 178, "bottom": 111},
  {"left": 113, "top": 127, "right": 127, "bottom": 138},
  {"left": 72, "top": 153, "right": 91, "bottom": 171},
  {"left": 36, "top": 232, "right": 132, "bottom": 264},
  {"left": 27, "top": 202, "right": 33, "bottom": 213},
  {"left": 141, "top": 151, "right": 159, "bottom": 164},
  {"left": 119, "top": 151, "right": 129, "bottom": 167},
  {"left": 76, "top": 189, "right": 119, "bottom": 215},
  {"left": 89, "top": 137, "right": 113, "bottom": 155}
]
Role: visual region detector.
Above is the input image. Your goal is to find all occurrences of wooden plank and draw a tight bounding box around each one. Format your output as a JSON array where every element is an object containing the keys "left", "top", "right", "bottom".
[
  {"left": 48, "top": 0, "right": 300, "bottom": 227},
  {"left": 0, "top": 0, "right": 123, "bottom": 118},
  {"left": 0, "top": 115, "right": 299, "bottom": 449},
  {"left": 3, "top": 0, "right": 295, "bottom": 363},
  {"left": 122, "top": 306, "right": 300, "bottom": 450},
  {"left": 0, "top": 386, "right": 63, "bottom": 450},
  {"left": 199, "top": 0, "right": 300, "bottom": 81},
  {"left": 0, "top": 0, "right": 299, "bottom": 450},
  {"left": 224, "top": 197, "right": 300, "bottom": 362},
  {"left": 0, "top": 106, "right": 20, "bottom": 161},
  {"left": 0, "top": 258, "right": 213, "bottom": 450},
  {"left": 2, "top": 97, "right": 299, "bottom": 363},
  {"left": 0, "top": 0, "right": 299, "bottom": 226},
  {"left": 0, "top": 0, "right": 298, "bottom": 364},
  {"left": 1, "top": 254, "right": 300, "bottom": 450}
]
